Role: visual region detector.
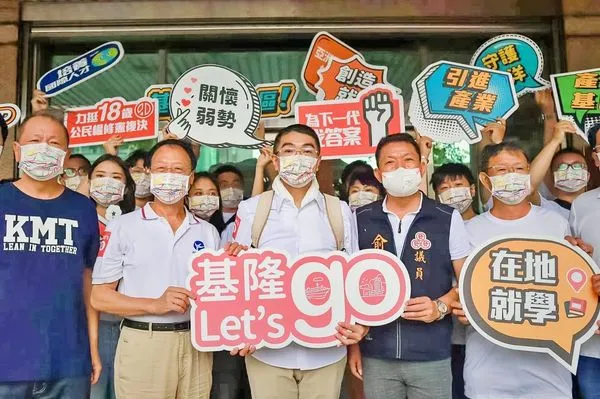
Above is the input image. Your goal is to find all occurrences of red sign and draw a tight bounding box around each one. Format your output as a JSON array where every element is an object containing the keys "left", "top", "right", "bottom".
[
  {"left": 65, "top": 97, "right": 159, "bottom": 147},
  {"left": 315, "top": 55, "right": 388, "bottom": 101},
  {"left": 296, "top": 84, "right": 404, "bottom": 159},
  {"left": 187, "top": 249, "right": 410, "bottom": 351}
]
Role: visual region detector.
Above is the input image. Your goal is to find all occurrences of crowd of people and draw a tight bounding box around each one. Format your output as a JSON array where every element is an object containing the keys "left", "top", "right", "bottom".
[{"left": 1, "top": 87, "right": 600, "bottom": 399}]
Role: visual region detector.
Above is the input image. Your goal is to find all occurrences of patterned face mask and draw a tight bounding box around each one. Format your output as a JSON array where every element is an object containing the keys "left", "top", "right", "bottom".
[
  {"left": 132, "top": 172, "right": 152, "bottom": 198},
  {"left": 18, "top": 143, "right": 66, "bottom": 181},
  {"left": 553, "top": 167, "right": 589, "bottom": 193},
  {"left": 349, "top": 191, "right": 379, "bottom": 210},
  {"left": 488, "top": 173, "right": 531, "bottom": 205},
  {"left": 438, "top": 187, "right": 473, "bottom": 214},
  {"left": 220, "top": 187, "right": 244, "bottom": 209},
  {"left": 278, "top": 155, "right": 317, "bottom": 188},
  {"left": 150, "top": 172, "right": 190, "bottom": 205},
  {"left": 189, "top": 195, "right": 220, "bottom": 220},
  {"left": 90, "top": 177, "right": 125, "bottom": 207}
]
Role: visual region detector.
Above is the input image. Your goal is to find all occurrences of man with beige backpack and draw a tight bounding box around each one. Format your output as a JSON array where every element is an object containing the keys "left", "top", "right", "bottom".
[{"left": 230, "top": 123, "right": 368, "bottom": 399}]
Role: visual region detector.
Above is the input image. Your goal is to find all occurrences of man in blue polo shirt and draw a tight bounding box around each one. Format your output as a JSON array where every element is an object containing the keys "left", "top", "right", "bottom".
[
  {"left": 0, "top": 110, "right": 101, "bottom": 397},
  {"left": 351, "top": 133, "right": 471, "bottom": 399}
]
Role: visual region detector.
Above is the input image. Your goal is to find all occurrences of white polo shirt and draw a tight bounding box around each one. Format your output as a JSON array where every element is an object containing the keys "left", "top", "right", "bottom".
[
  {"left": 92, "top": 202, "right": 220, "bottom": 323},
  {"left": 570, "top": 187, "right": 600, "bottom": 359},
  {"left": 234, "top": 177, "right": 359, "bottom": 370}
]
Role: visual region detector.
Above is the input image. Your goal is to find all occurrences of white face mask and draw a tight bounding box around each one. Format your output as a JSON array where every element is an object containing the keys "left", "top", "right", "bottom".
[
  {"left": 488, "top": 173, "right": 531, "bottom": 205},
  {"left": 90, "top": 177, "right": 125, "bottom": 207},
  {"left": 553, "top": 169, "right": 589, "bottom": 193},
  {"left": 278, "top": 155, "right": 317, "bottom": 188},
  {"left": 64, "top": 175, "right": 82, "bottom": 191},
  {"left": 349, "top": 191, "right": 379, "bottom": 210},
  {"left": 220, "top": 187, "right": 244, "bottom": 209},
  {"left": 382, "top": 167, "right": 422, "bottom": 197},
  {"left": 438, "top": 187, "right": 473, "bottom": 214},
  {"left": 150, "top": 173, "right": 190, "bottom": 205},
  {"left": 132, "top": 172, "right": 152, "bottom": 198},
  {"left": 189, "top": 195, "right": 220, "bottom": 220},
  {"left": 18, "top": 143, "right": 66, "bottom": 181}
]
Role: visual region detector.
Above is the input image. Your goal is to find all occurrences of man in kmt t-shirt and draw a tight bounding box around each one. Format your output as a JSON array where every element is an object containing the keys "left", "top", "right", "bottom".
[{"left": 0, "top": 110, "right": 100, "bottom": 398}]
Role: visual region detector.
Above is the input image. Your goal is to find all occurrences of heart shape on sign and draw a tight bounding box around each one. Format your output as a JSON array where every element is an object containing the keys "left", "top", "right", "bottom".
[
  {"left": 184, "top": 87, "right": 192, "bottom": 94},
  {"left": 191, "top": 77, "right": 198, "bottom": 83},
  {"left": 181, "top": 99, "right": 191, "bottom": 107}
]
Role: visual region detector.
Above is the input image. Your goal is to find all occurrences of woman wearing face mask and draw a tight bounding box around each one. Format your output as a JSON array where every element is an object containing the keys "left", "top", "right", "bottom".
[
  {"left": 187, "top": 172, "right": 226, "bottom": 234},
  {"left": 125, "top": 150, "right": 153, "bottom": 209},
  {"left": 432, "top": 163, "right": 478, "bottom": 221},
  {"left": 87, "top": 154, "right": 136, "bottom": 399},
  {"left": 346, "top": 168, "right": 384, "bottom": 211}
]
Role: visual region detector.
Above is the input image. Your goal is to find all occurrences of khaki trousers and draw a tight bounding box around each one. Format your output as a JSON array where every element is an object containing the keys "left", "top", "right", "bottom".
[
  {"left": 245, "top": 355, "right": 346, "bottom": 399},
  {"left": 114, "top": 326, "right": 213, "bottom": 399}
]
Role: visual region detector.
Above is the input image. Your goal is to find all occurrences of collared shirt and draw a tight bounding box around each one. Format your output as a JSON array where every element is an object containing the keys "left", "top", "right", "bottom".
[
  {"left": 234, "top": 177, "right": 359, "bottom": 370},
  {"left": 570, "top": 187, "right": 600, "bottom": 359},
  {"left": 381, "top": 193, "right": 471, "bottom": 261},
  {"left": 92, "top": 202, "right": 220, "bottom": 323}
]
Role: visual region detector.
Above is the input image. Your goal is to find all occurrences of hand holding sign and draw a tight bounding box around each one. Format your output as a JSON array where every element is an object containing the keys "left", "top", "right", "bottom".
[{"left": 460, "top": 235, "right": 600, "bottom": 373}]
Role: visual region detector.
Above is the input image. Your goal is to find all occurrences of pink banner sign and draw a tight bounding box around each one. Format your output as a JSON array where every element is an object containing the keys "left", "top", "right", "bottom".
[{"left": 187, "top": 249, "right": 411, "bottom": 351}]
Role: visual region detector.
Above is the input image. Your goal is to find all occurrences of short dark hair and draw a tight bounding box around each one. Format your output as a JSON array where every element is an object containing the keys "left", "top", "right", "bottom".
[
  {"left": 346, "top": 168, "right": 385, "bottom": 195},
  {"left": 89, "top": 154, "right": 136, "bottom": 214},
  {"left": 147, "top": 139, "right": 197, "bottom": 170},
  {"left": 19, "top": 109, "right": 69, "bottom": 144},
  {"left": 213, "top": 164, "right": 244, "bottom": 183},
  {"left": 480, "top": 141, "right": 530, "bottom": 172},
  {"left": 273, "top": 124, "right": 321, "bottom": 154},
  {"left": 189, "top": 171, "right": 226, "bottom": 234},
  {"left": 375, "top": 133, "right": 421, "bottom": 167},
  {"left": 125, "top": 149, "right": 148, "bottom": 169},
  {"left": 339, "top": 161, "right": 374, "bottom": 202},
  {"left": 69, "top": 153, "right": 91, "bottom": 169},
  {"left": 587, "top": 123, "right": 600, "bottom": 148},
  {"left": 551, "top": 147, "right": 586, "bottom": 170},
  {"left": 431, "top": 163, "right": 476, "bottom": 192},
  {"left": 0, "top": 113, "right": 7, "bottom": 145}
]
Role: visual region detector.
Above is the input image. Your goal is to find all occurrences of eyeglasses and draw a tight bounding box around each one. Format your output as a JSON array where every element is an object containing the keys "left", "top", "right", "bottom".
[
  {"left": 276, "top": 145, "right": 318, "bottom": 158},
  {"left": 62, "top": 167, "right": 88, "bottom": 178},
  {"left": 555, "top": 163, "right": 586, "bottom": 172},
  {"left": 487, "top": 164, "right": 529, "bottom": 175}
]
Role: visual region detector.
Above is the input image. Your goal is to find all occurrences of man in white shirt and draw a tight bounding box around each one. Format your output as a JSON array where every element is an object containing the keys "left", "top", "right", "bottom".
[
  {"left": 231, "top": 123, "right": 365, "bottom": 399},
  {"left": 457, "top": 141, "right": 575, "bottom": 398},
  {"left": 91, "top": 140, "right": 226, "bottom": 399},
  {"left": 569, "top": 123, "right": 600, "bottom": 399}
]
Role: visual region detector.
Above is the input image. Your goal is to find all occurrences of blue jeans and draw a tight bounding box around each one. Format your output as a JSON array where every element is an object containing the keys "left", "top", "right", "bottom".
[
  {"left": 451, "top": 345, "right": 466, "bottom": 399},
  {"left": 577, "top": 355, "right": 600, "bottom": 399},
  {"left": 90, "top": 320, "right": 121, "bottom": 399},
  {"left": 0, "top": 377, "right": 89, "bottom": 399}
]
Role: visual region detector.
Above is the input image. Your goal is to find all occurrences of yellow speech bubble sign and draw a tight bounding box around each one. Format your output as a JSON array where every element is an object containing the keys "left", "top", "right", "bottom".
[{"left": 460, "top": 235, "right": 600, "bottom": 373}]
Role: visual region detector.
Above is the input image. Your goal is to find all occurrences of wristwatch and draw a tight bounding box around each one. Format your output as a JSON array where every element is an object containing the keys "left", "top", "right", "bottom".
[{"left": 434, "top": 299, "right": 449, "bottom": 321}]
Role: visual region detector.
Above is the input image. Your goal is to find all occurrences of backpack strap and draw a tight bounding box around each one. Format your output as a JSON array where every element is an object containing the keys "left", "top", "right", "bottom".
[
  {"left": 250, "top": 190, "right": 275, "bottom": 248},
  {"left": 323, "top": 193, "right": 345, "bottom": 251}
]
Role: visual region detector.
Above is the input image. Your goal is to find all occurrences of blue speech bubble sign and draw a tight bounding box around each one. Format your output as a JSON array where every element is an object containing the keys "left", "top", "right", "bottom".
[
  {"left": 410, "top": 61, "right": 519, "bottom": 144},
  {"left": 471, "top": 34, "right": 549, "bottom": 97},
  {"left": 37, "top": 41, "right": 124, "bottom": 98}
]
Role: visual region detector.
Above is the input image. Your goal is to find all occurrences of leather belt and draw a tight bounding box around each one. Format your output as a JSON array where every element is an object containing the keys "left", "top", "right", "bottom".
[{"left": 122, "top": 319, "right": 191, "bottom": 332}]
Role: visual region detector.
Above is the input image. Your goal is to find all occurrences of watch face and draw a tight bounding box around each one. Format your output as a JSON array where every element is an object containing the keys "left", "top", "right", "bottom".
[{"left": 437, "top": 300, "right": 448, "bottom": 314}]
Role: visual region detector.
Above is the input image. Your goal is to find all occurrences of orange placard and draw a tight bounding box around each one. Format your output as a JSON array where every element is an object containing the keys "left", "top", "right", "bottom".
[
  {"left": 315, "top": 55, "right": 388, "bottom": 101},
  {"left": 460, "top": 236, "right": 600, "bottom": 373},
  {"left": 301, "top": 32, "right": 363, "bottom": 94}
]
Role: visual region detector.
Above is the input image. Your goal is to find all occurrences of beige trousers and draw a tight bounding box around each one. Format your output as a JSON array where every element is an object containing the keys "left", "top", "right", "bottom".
[
  {"left": 245, "top": 355, "right": 347, "bottom": 399},
  {"left": 114, "top": 326, "right": 213, "bottom": 399}
]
